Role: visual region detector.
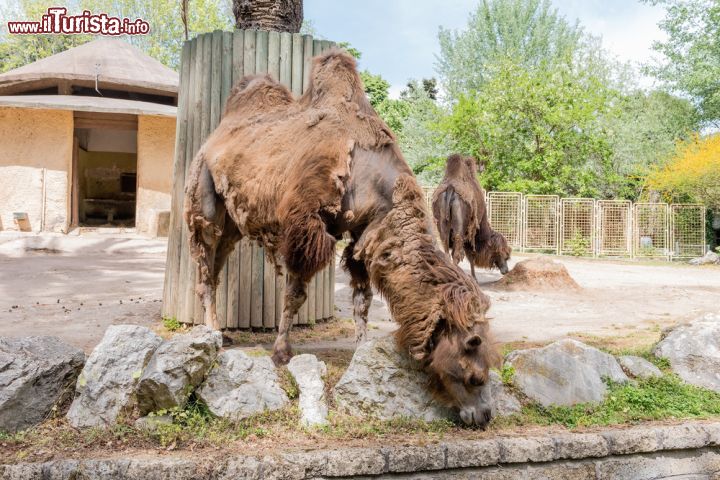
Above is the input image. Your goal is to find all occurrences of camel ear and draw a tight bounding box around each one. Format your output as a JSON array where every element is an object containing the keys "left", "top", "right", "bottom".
[{"left": 464, "top": 334, "right": 482, "bottom": 351}]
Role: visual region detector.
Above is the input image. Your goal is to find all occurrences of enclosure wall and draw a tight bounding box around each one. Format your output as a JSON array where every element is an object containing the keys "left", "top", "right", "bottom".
[
  {"left": 0, "top": 107, "right": 72, "bottom": 233},
  {"left": 136, "top": 115, "right": 176, "bottom": 236},
  {"left": 162, "top": 30, "right": 336, "bottom": 329}
]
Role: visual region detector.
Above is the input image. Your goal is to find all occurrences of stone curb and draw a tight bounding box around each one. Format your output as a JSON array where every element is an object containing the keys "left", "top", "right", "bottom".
[{"left": 2, "top": 422, "right": 719, "bottom": 479}]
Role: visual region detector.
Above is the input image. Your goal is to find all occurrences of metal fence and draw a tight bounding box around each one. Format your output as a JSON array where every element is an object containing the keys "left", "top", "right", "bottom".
[{"left": 421, "top": 186, "right": 706, "bottom": 260}]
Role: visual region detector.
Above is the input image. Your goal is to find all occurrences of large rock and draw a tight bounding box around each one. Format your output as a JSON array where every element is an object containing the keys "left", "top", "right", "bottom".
[
  {"left": 67, "top": 325, "right": 161, "bottom": 428},
  {"left": 654, "top": 313, "right": 720, "bottom": 392},
  {"left": 287, "top": 354, "right": 328, "bottom": 426},
  {"left": 488, "top": 370, "right": 522, "bottom": 417},
  {"left": 689, "top": 250, "right": 719, "bottom": 265},
  {"left": 137, "top": 325, "right": 222, "bottom": 415},
  {"left": 0, "top": 336, "right": 84, "bottom": 432},
  {"left": 333, "top": 336, "right": 520, "bottom": 422},
  {"left": 197, "top": 350, "right": 288, "bottom": 420},
  {"left": 506, "top": 339, "right": 629, "bottom": 407},
  {"left": 618, "top": 355, "right": 662, "bottom": 379}
]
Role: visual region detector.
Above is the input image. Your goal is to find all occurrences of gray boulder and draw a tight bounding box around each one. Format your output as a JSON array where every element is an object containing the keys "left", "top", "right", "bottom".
[
  {"left": 136, "top": 325, "right": 222, "bottom": 415},
  {"left": 67, "top": 325, "right": 161, "bottom": 428},
  {"left": 287, "top": 354, "right": 328, "bottom": 426},
  {"left": 0, "top": 336, "right": 84, "bottom": 432},
  {"left": 333, "top": 336, "right": 520, "bottom": 422},
  {"left": 654, "top": 313, "right": 720, "bottom": 392},
  {"left": 689, "top": 251, "right": 719, "bottom": 265},
  {"left": 488, "top": 370, "right": 522, "bottom": 417},
  {"left": 197, "top": 350, "right": 288, "bottom": 420},
  {"left": 506, "top": 339, "right": 629, "bottom": 407},
  {"left": 618, "top": 355, "right": 662, "bottom": 379}
]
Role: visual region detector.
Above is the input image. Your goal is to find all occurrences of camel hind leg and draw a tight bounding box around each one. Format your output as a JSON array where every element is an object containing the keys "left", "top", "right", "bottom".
[{"left": 185, "top": 155, "right": 236, "bottom": 330}]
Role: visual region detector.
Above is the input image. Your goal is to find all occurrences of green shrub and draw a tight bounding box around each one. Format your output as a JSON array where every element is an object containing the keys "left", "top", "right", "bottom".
[{"left": 162, "top": 316, "right": 182, "bottom": 331}]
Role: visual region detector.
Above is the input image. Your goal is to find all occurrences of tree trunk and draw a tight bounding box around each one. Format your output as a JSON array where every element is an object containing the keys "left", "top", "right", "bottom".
[{"left": 233, "top": 0, "right": 303, "bottom": 33}]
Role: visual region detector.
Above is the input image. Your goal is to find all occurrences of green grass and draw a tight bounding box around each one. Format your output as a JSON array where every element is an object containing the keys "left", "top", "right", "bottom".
[{"left": 500, "top": 375, "right": 720, "bottom": 429}]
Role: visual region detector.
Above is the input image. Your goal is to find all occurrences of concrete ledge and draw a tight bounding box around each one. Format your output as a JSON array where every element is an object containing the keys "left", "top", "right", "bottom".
[{"left": 2, "top": 421, "right": 720, "bottom": 479}]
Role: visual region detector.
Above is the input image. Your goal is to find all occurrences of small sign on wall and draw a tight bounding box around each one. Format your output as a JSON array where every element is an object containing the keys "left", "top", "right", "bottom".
[{"left": 13, "top": 212, "right": 31, "bottom": 232}]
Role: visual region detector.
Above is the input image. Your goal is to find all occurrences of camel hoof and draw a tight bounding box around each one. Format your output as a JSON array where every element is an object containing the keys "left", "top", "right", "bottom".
[{"left": 271, "top": 348, "right": 293, "bottom": 366}]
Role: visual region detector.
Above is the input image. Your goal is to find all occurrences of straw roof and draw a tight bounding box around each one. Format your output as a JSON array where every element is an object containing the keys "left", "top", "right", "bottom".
[{"left": 0, "top": 39, "right": 178, "bottom": 97}]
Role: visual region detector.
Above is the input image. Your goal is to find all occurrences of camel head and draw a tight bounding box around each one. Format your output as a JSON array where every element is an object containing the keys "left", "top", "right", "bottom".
[
  {"left": 488, "top": 231, "right": 512, "bottom": 275},
  {"left": 407, "top": 281, "right": 500, "bottom": 428},
  {"left": 426, "top": 320, "right": 501, "bottom": 427}
]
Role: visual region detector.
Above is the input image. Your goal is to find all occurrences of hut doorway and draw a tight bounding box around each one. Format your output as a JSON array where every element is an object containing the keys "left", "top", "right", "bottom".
[{"left": 72, "top": 112, "right": 138, "bottom": 228}]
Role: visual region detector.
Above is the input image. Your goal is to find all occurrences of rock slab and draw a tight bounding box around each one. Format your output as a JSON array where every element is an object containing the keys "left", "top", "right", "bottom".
[
  {"left": 654, "top": 312, "right": 720, "bottom": 392},
  {"left": 67, "top": 325, "right": 162, "bottom": 428},
  {"left": 0, "top": 336, "right": 84, "bottom": 432},
  {"left": 334, "top": 336, "right": 520, "bottom": 421},
  {"left": 197, "top": 350, "right": 288, "bottom": 420},
  {"left": 618, "top": 355, "right": 662, "bottom": 379},
  {"left": 287, "top": 354, "right": 328, "bottom": 426},
  {"left": 136, "top": 325, "right": 222, "bottom": 415},
  {"left": 689, "top": 250, "right": 719, "bottom": 265},
  {"left": 506, "top": 339, "right": 629, "bottom": 407}
]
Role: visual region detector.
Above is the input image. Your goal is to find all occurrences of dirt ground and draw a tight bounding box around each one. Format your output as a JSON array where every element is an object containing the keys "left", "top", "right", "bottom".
[{"left": 1, "top": 233, "right": 719, "bottom": 354}]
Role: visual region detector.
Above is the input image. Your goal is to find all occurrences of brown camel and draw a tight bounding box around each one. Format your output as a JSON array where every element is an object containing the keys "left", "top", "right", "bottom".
[
  {"left": 432, "top": 155, "right": 512, "bottom": 280},
  {"left": 184, "top": 50, "right": 500, "bottom": 426}
]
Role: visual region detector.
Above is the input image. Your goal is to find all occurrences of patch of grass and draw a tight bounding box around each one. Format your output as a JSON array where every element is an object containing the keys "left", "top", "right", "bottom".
[
  {"left": 279, "top": 368, "right": 300, "bottom": 400},
  {"left": 162, "top": 316, "right": 182, "bottom": 332},
  {"left": 499, "top": 363, "right": 515, "bottom": 385},
  {"left": 318, "top": 415, "right": 455, "bottom": 439},
  {"left": 499, "top": 375, "right": 720, "bottom": 429}
]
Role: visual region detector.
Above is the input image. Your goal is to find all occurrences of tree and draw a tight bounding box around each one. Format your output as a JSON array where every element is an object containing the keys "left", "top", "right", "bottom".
[
  {"left": 440, "top": 58, "right": 613, "bottom": 197},
  {"left": 402, "top": 78, "right": 438, "bottom": 101},
  {"left": 648, "top": 134, "right": 720, "bottom": 212},
  {"left": 645, "top": 0, "right": 720, "bottom": 125},
  {"left": 86, "top": 0, "right": 232, "bottom": 68},
  {"left": 603, "top": 90, "right": 699, "bottom": 199},
  {"left": 398, "top": 80, "right": 451, "bottom": 184},
  {"left": 437, "top": 0, "right": 582, "bottom": 100},
  {"left": 0, "top": 0, "right": 231, "bottom": 71},
  {"left": 0, "top": 0, "right": 90, "bottom": 72},
  {"left": 232, "top": 0, "right": 302, "bottom": 33}
]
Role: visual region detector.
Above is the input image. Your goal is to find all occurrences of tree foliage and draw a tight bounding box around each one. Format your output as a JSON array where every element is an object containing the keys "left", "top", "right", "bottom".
[
  {"left": 437, "top": 0, "right": 582, "bottom": 100},
  {"left": 441, "top": 58, "right": 613, "bottom": 196},
  {"left": 645, "top": 0, "right": 720, "bottom": 125},
  {"left": 648, "top": 134, "right": 720, "bottom": 211},
  {"left": 0, "top": 0, "right": 232, "bottom": 71},
  {"left": 603, "top": 90, "right": 699, "bottom": 199}
]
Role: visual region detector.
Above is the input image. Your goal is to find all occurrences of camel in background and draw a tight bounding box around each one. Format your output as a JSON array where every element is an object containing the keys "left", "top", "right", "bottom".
[
  {"left": 184, "top": 50, "right": 500, "bottom": 426},
  {"left": 432, "top": 154, "right": 512, "bottom": 281}
]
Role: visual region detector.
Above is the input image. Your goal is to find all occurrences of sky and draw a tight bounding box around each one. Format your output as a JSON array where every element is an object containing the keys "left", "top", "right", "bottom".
[{"left": 304, "top": 0, "right": 668, "bottom": 96}]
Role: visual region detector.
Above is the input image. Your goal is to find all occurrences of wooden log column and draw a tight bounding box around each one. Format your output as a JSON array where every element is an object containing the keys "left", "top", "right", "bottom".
[{"left": 162, "top": 30, "right": 336, "bottom": 329}]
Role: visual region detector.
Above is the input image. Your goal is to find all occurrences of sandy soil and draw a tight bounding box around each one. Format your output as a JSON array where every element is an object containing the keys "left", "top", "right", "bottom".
[
  {"left": 1, "top": 233, "right": 718, "bottom": 353},
  {"left": 0, "top": 233, "right": 165, "bottom": 352}
]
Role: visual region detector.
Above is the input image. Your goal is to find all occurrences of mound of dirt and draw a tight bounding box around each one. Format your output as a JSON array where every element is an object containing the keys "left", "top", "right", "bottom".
[{"left": 495, "top": 257, "right": 580, "bottom": 291}]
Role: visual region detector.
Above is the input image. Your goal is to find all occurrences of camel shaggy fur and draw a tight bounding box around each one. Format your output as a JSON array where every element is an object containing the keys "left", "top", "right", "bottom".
[
  {"left": 184, "top": 50, "right": 500, "bottom": 425},
  {"left": 432, "top": 155, "right": 512, "bottom": 280}
]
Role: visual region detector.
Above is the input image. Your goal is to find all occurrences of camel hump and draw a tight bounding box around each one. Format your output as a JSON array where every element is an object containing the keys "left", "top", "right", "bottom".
[
  {"left": 224, "top": 74, "right": 294, "bottom": 116},
  {"left": 445, "top": 153, "right": 478, "bottom": 178},
  {"left": 391, "top": 174, "right": 424, "bottom": 205}
]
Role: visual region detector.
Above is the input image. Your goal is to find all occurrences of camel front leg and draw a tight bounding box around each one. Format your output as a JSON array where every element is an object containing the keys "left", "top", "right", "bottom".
[
  {"left": 271, "top": 272, "right": 307, "bottom": 366},
  {"left": 352, "top": 284, "right": 373, "bottom": 344},
  {"left": 470, "top": 262, "right": 477, "bottom": 283},
  {"left": 342, "top": 241, "right": 373, "bottom": 345}
]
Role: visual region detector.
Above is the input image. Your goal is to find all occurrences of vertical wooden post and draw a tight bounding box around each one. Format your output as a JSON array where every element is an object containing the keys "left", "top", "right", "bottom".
[{"left": 163, "top": 29, "right": 336, "bottom": 330}]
